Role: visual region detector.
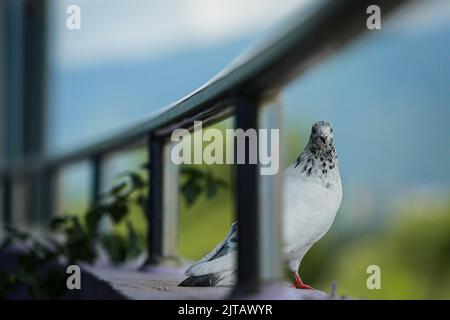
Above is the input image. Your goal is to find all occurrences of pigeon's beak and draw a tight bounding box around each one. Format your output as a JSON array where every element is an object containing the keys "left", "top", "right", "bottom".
[{"left": 320, "top": 136, "right": 327, "bottom": 144}]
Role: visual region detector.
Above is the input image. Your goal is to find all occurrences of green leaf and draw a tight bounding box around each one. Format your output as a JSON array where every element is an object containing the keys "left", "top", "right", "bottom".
[
  {"left": 135, "top": 194, "right": 148, "bottom": 213},
  {"left": 108, "top": 202, "right": 128, "bottom": 223},
  {"left": 49, "top": 216, "right": 70, "bottom": 231},
  {"left": 85, "top": 206, "right": 103, "bottom": 236},
  {"left": 181, "top": 166, "right": 205, "bottom": 179},
  {"left": 181, "top": 178, "right": 202, "bottom": 206},
  {"left": 115, "top": 171, "right": 145, "bottom": 190},
  {"left": 110, "top": 182, "right": 127, "bottom": 196},
  {"left": 126, "top": 222, "right": 142, "bottom": 259}
]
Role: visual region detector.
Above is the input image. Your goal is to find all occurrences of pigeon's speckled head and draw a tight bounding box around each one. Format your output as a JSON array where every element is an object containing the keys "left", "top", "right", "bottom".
[{"left": 310, "top": 121, "right": 334, "bottom": 148}]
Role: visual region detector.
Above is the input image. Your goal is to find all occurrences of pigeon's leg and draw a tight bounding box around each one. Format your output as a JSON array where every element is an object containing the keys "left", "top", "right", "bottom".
[{"left": 293, "top": 272, "right": 314, "bottom": 290}]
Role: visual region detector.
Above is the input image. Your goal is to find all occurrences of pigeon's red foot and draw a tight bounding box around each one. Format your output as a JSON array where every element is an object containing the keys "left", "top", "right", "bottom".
[{"left": 293, "top": 272, "right": 314, "bottom": 290}]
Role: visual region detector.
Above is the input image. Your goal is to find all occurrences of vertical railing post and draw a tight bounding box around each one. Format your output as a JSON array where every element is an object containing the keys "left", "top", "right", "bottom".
[
  {"left": 2, "top": 177, "right": 12, "bottom": 227},
  {"left": 91, "top": 155, "right": 110, "bottom": 234},
  {"left": 232, "top": 95, "right": 283, "bottom": 296},
  {"left": 13, "top": 0, "right": 48, "bottom": 229},
  {"left": 233, "top": 96, "right": 260, "bottom": 294},
  {"left": 39, "top": 168, "right": 54, "bottom": 223},
  {"left": 147, "top": 136, "right": 164, "bottom": 263},
  {"left": 26, "top": 174, "right": 41, "bottom": 225},
  {"left": 144, "top": 134, "right": 179, "bottom": 267}
]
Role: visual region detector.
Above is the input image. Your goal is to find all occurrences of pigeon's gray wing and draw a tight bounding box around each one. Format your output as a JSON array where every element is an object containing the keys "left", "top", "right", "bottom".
[{"left": 179, "top": 222, "right": 237, "bottom": 286}]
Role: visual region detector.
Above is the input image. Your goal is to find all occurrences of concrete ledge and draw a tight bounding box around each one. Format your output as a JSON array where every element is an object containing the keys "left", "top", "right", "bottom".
[
  {"left": 82, "top": 264, "right": 232, "bottom": 300},
  {"left": 1, "top": 246, "right": 334, "bottom": 300},
  {"left": 82, "top": 264, "right": 331, "bottom": 300}
]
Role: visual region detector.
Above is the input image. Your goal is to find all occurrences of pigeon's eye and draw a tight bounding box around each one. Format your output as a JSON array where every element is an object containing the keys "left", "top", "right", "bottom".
[{"left": 312, "top": 127, "right": 317, "bottom": 134}]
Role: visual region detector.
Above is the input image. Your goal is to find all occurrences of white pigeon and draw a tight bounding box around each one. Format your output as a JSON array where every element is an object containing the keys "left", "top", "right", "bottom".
[{"left": 179, "top": 121, "right": 342, "bottom": 289}]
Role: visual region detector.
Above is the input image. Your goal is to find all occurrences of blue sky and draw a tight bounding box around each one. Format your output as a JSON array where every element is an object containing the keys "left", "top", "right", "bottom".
[{"left": 283, "top": 20, "right": 450, "bottom": 187}]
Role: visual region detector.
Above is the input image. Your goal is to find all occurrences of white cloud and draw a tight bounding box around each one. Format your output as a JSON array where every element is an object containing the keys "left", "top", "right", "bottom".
[{"left": 49, "top": 0, "right": 311, "bottom": 68}]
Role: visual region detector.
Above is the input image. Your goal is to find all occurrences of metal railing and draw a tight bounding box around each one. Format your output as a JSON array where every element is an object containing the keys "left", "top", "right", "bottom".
[{"left": 1, "top": 0, "right": 407, "bottom": 296}]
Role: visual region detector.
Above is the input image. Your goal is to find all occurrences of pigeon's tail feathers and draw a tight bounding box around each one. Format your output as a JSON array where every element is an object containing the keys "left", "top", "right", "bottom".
[
  {"left": 179, "top": 222, "right": 237, "bottom": 287},
  {"left": 194, "top": 222, "right": 237, "bottom": 266},
  {"left": 178, "top": 273, "right": 221, "bottom": 287},
  {"left": 183, "top": 222, "right": 237, "bottom": 277},
  {"left": 186, "top": 251, "right": 236, "bottom": 276}
]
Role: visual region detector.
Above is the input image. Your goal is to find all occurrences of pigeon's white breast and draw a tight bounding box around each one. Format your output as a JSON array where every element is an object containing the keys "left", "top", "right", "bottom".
[{"left": 282, "top": 169, "right": 342, "bottom": 258}]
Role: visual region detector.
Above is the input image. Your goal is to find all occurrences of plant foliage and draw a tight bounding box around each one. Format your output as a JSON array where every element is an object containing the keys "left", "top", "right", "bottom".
[{"left": 0, "top": 165, "right": 227, "bottom": 299}]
